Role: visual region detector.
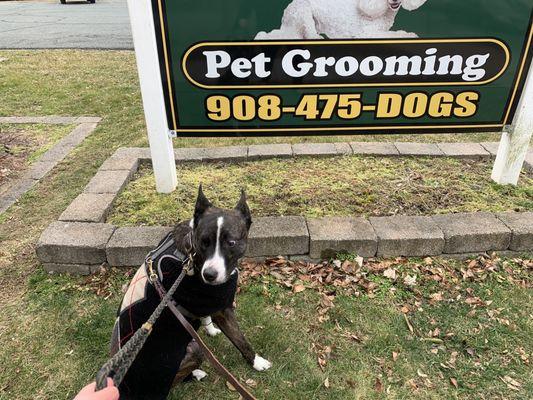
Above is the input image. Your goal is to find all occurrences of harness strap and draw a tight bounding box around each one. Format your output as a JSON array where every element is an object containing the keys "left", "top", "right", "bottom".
[{"left": 152, "top": 279, "right": 257, "bottom": 400}]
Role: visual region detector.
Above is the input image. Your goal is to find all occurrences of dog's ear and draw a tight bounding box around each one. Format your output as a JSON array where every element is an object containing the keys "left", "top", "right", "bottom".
[
  {"left": 401, "top": 0, "right": 427, "bottom": 11},
  {"left": 235, "top": 189, "right": 252, "bottom": 230},
  {"left": 193, "top": 184, "right": 212, "bottom": 227}
]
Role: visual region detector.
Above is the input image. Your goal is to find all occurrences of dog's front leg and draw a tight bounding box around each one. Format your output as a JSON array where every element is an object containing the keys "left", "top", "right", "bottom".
[{"left": 212, "top": 307, "right": 272, "bottom": 371}]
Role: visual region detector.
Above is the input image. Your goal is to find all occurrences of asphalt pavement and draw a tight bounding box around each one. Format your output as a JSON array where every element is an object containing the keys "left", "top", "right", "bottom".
[{"left": 0, "top": 0, "right": 132, "bottom": 49}]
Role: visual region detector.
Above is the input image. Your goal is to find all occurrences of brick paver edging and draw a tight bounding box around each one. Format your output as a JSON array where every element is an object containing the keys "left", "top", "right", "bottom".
[
  {"left": 0, "top": 116, "right": 102, "bottom": 214},
  {"left": 35, "top": 145, "right": 533, "bottom": 274}
]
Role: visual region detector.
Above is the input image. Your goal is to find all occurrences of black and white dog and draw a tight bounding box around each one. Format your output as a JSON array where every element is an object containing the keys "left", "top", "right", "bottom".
[{"left": 110, "top": 186, "right": 271, "bottom": 400}]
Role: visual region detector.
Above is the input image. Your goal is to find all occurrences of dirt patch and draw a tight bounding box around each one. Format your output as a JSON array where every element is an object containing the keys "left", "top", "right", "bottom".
[{"left": 0, "top": 123, "right": 73, "bottom": 195}]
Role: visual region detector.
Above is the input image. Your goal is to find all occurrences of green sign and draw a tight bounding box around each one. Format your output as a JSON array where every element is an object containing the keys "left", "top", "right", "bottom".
[{"left": 151, "top": 0, "right": 533, "bottom": 136}]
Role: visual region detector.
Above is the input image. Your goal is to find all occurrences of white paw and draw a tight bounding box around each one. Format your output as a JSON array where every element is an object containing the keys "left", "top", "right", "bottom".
[
  {"left": 192, "top": 369, "right": 207, "bottom": 381},
  {"left": 253, "top": 355, "right": 272, "bottom": 371},
  {"left": 205, "top": 324, "right": 222, "bottom": 337},
  {"left": 201, "top": 317, "right": 222, "bottom": 337}
]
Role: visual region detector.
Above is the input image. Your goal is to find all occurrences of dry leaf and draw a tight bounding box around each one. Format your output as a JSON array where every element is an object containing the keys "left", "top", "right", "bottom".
[
  {"left": 383, "top": 268, "right": 397, "bottom": 280},
  {"left": 404, "top": 275, "right": 417, "bottom": 286},
  {"left": 392, "top": 351, "right": 399, "bottom": 361},
  {"left": 293, "top": 285, "right": 306, "bottom": 293},
  {"left": 323, "top": 377, "right": 330, "bottom": 388},
  {"left": 417, "top": 369, "right": 428, "bottom": 378},
  {"left": 226, "top": 381, "right": 236, "bottom": 391},
  {"left": 450, "top": 377, "right": 458, "bottom": 388},
  {"left": 245, "top": 378, "right": 257, "bottom": 388},
  {"left": 374, "top": 377, "right": 383, "bottom": 392},
  {"left": 500, "top": 376, "right": 521, "bottom": 391}
]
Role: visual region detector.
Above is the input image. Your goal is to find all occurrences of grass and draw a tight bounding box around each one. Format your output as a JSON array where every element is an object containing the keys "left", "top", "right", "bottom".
[
  {"left": 109, "top": 159, "right": 533, "bottom": 226},
  {"left": 0, "top": 256, "right": 531, "bottom": 400},
  {"left": 0, "top": 49, "right": 531, "bottom": 399}
]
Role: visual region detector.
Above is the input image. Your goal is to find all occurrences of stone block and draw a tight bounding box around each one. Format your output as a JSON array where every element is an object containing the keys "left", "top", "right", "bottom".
[
  {"left": 59, "top": 193, "right": 117, "bottom": 223},
  {"left": 350, "top": 142, "right": 399, "bottom": 156},
  {"left": 496, "top": 212, "right": 533, "bottom": 251},
  {"left": 43, "top": 263, "right": 101, "bottom": 275},
  {"left": 202, "top": 146, "right": 248, "bottom": 162},
  {"left": 432, "top": 212, "right": 511, "bottom": 254},
  {"left": 333, "top": 142, "right": 353, "bottom": 155},
  {"left": 174, "top": 147, "right": 207, "bottom": 162},
  {"left": 395, "top": 142, "right": 444, "bottom": 156},
  {"left": 307, "top": 216, "right": 377, "bottom": 259},
  {"left": 246, "top": 216, "right": 309, "bottom": 257},
  {"left": 99, "top": 155, "right": 139, "bottom": 172},
  {"left": 106, "top": 226, "right": 173, "bottom": 266},
  {"left": 480, "top": 142, "right": 499, "bottom": 157},
  {"left": 370, "top": 215, "right": 445, "bottom": 257},
  {"left": 36, "top": 221, "right": 115, "bottom": 264},
  {"left": 292, "top": 143, "right": 337, "bottom": 157},
  {"left": 75, "top": 116, "right": 102, "bottom": 123},
  {"left": 437, "top": 143, "right": 490, "bottom": 159},
  {"left": 39, "top": 143, "right": 73, "bottom": 162},
  {"left": 113, "top": 147, "right": 151, "bottom": 161},
  {"left": 247, "top": 143, "right": 293, "bottom": 160},
  {"left": 84, "top": 169, "right": 133, "bottom": 194},
  {"left": 60, "top": 122, "right": 98, "bottom": 146},
  {"left": 24, "top": 161, "right": 56, "bottom": 180}
]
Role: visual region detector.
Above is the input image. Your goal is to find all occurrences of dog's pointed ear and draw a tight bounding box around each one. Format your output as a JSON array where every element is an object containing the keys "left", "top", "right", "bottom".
[
  {"left": 235, "top": 189, "right": 252, "bottom": 230},
  {"left": 193, "top": 184, "right": 212, "bottom": 227}
]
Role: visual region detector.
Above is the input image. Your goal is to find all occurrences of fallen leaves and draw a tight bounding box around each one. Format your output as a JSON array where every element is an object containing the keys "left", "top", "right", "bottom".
[{"left": 500, "top": 375, "right": 522, "bottom": 391}]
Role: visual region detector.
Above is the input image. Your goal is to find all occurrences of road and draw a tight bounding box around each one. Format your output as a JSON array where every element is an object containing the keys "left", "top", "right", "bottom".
[{"left": 0, "top": 0, "right": 132, "bottom": 49}]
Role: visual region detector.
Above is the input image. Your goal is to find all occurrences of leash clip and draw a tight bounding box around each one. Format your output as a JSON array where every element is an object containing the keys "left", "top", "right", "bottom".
[{"left": 147, "top": 258, "right": 158, "bottom": 283}]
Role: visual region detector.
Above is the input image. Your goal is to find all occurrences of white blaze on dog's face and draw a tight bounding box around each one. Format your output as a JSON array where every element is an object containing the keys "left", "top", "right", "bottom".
[{"left": 191, "top": 186, "right": 252, "bottom": 285}]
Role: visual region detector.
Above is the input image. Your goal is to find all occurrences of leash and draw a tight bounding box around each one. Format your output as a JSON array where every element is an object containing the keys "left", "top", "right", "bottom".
[
  {"left": 94, "top": 259, "right": 189, "bottom": 391},
  {"left": 152, "top": 275, "right": 257, "bottom": 400}
]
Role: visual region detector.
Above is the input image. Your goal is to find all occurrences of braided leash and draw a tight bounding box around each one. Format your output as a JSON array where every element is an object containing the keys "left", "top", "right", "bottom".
[{"left": 94, "top": 260, "right": 189, "bottom": 391}]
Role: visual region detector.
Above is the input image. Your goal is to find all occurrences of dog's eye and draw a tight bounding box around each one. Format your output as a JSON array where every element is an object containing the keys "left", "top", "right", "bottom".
[{"left": 227, "top": 240, "right": 236, "bottom": 247}]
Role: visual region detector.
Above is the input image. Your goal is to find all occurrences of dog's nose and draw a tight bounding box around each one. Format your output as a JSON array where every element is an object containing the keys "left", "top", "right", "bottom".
[{"left": 202, "top": 268, "right": 218, "bottom": 283}]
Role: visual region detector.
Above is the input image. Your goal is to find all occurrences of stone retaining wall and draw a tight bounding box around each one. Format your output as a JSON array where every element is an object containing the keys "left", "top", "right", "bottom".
[{"left": 36, "top": 144, "right": 533, "bottom": 274}]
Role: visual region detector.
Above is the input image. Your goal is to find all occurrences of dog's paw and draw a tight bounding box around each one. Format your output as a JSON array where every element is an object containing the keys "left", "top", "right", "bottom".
[
  {"left": 205, "top": 324, "right": 222, "bottom": 337},
  {"left": 192, "top": 369, "right": 208, "bottom": 381},
  {"left": 253, "top": 355, "right": 272, "bottom": 371}
]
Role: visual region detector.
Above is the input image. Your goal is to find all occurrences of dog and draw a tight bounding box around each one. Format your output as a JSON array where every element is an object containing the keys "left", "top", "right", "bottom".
[
  {"left": 110, "top": 186, "right": 271, "bottom": 400},
  {"left": 255, "top": 0, "right": 428, "bottom": 40}
]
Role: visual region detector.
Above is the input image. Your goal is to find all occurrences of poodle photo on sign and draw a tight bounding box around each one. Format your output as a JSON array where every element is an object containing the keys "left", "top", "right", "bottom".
[{"left": 255, "top": 0, "right": 428, "bottom": 40}]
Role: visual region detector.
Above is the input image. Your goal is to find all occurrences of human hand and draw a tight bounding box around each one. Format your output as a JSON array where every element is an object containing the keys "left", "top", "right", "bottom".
[{"left": 73, "top": 378, "right": 119, "bottom": 400}]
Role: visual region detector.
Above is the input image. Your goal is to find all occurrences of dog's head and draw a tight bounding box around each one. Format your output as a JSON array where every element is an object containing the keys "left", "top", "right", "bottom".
[
  {"left": 190, "top": 185, "right": 252, "bottom": 285},
  {"left": 388, "top": 0, "right": 427, "bottom": 12}
]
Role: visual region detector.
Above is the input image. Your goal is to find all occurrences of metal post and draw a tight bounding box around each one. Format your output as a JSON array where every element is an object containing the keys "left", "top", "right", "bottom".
[
  {"left": 492, "top": 65, "right": 533, "bottom": 185},
  {"left": 127, "top": 0, "right": 177, "bottom": 193}
]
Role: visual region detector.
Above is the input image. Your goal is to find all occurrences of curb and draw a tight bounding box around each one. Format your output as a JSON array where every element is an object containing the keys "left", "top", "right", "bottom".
[{"left": 35, "top": 145, "right": 533, "bottom": 274}]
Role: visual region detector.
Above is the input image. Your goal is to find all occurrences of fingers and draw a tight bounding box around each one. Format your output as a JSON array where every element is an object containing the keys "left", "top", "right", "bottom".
[{"left": 74, "top": 379, "right": 119, "bottom": 400}]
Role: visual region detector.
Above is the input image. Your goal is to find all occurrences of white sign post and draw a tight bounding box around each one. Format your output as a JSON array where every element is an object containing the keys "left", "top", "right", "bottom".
[
  {"left": 127, "top": 0, "right": 177, "bottom": 193},
  {"left": 492, "top": 65, "right": 533, "bottom": 185}
]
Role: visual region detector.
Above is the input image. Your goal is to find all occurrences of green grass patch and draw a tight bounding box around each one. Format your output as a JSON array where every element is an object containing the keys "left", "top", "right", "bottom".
[{"left": 109, "top": 158, "right": 533, "bottom": 226}]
